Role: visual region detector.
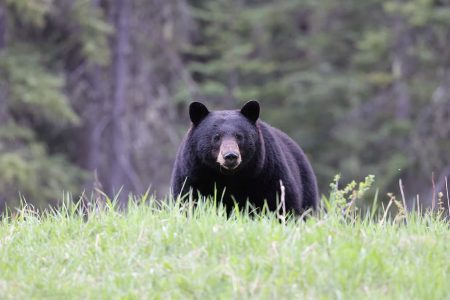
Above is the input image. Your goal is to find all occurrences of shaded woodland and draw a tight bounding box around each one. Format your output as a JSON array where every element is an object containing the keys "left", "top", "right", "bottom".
[{"left": 0, "top": 0, "right": 449, "bottom": 210}]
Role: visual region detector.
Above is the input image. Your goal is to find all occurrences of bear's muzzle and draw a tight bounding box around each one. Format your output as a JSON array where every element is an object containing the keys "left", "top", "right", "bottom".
[{"left": 217, "top": 137, "right": 241, "bottom": 170}]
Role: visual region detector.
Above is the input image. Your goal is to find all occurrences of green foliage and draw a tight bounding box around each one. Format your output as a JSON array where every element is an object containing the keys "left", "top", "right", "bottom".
[
  {"left": 1, "top": 0, "right": 450, "bottom": 209},
  {"left": 0, "top": 45, "right": 79, "bottom": 124},
  {"left": 0, "top": 123, "right": 86, "bottom": 208},
  {"left": 328, "top": 174, "right": 375, "bottom": 210},
  {"left": 183, "top": 0, "right": 450, "bottom": 198},
  {"left": 2, "top": 0, "right": 53, "bottom": 27},
  {"left": 185, "top": 1, "right": 293, "bottom": 104},
  {"left": 66, "top": 0, "right": 112, "bottom": 65},
  {"left": 0, "top": 0, "right": 111, "bottom": 208}
]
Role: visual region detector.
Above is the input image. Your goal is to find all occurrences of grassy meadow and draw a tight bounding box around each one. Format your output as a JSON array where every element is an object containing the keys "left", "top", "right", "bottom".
[{"left": 0, "top": 177, "right": 449, "bottom": 299}]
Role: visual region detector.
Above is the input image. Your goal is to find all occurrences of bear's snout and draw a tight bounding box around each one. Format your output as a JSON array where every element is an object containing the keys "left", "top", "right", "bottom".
[
  {"left": 217, "top": 138, "right": 241, "bottom": 170},
  {"left": 223, "top": 151, "right": 239, "bottom": 162}
]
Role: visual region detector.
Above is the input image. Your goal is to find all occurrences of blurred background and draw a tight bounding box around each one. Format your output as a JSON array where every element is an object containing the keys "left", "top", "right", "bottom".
[{"left": 0, "top": 0, "right": 449, "bottom": 211}]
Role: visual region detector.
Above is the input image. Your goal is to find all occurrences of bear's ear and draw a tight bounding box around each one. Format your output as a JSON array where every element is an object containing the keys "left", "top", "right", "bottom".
[
  {"left": 240, "top": 100, "right": 260, "bottom": 123},
  {"left": 189, "top": 102, "right": 210, "bottom": 125}
]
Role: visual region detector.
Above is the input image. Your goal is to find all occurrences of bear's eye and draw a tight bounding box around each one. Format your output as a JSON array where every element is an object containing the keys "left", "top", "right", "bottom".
[
  {"left": 212, "top": 134, "right": 221, "bottom": 142},
  {"left": 235, "top": 133, "right": 243, "bottom": 141}
]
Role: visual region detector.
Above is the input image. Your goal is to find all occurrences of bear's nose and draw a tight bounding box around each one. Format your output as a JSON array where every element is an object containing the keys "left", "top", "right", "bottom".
[{"left": 223, "top": 152, "right": 239, "bottom": 163}]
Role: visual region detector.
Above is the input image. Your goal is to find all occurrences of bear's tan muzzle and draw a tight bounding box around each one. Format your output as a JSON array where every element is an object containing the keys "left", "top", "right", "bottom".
[{"left": 217, "top": 138, "right": 241, "bottom": 169}]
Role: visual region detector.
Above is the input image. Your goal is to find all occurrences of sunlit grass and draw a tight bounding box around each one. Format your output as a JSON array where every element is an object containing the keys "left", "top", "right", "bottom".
[{"left": 0, "top": 179, "right": 449, "bottom": 299}]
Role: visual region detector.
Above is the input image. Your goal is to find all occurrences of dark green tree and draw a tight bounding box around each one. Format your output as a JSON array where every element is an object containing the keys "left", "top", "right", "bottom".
[
  {"left": 182, "top": 0, "right": 450, "bottom": 205},
  {"left": 0, "top": 0, "right": 110, "bottom": 209}
]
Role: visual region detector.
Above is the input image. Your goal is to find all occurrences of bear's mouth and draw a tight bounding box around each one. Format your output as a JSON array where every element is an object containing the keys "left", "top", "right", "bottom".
[{"left": 218, "top": 164, "right": 239, "bottom": 175}]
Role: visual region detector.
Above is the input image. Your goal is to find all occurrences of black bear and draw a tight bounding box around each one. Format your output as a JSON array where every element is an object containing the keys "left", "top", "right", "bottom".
[{"left": 171, "top": 101, "right": 319, "bottom": 215}]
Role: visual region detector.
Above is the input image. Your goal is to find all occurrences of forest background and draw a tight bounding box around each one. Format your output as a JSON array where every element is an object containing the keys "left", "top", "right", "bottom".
[{"left": 0, "top": 0, "right": 449, "bottom": 211}]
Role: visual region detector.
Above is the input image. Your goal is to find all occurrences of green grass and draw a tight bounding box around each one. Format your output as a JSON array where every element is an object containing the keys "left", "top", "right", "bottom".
[{"left": 1, "top": 181, "right": 449, "bottom": 299}]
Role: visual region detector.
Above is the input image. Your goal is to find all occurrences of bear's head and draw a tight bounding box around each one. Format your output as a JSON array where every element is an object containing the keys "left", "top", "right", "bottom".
[{"left": 188, "top": 101, "right": 260, "bottom": 174}]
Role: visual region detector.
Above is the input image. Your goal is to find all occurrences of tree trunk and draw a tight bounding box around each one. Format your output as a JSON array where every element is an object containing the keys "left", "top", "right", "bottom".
[
  {"left": 392, "top": 16, "right": 412, "bottom": 121},
  {"left": 108, "top": 0, "right": 139, "bottom": 204},
  {"left": 0, "top": 3, "right": 7, "bottom": 121},
  {"left": 0, "top": 4, "right": 5, "bottom": 49},
  {"left": 0, "top": 3, "right": 6, "bottom": 211}
]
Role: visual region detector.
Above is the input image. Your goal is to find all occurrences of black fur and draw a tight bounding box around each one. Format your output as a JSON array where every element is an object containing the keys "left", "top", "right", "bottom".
[{"left": 171, "top": 101, "right": 319, "bottom": 215}]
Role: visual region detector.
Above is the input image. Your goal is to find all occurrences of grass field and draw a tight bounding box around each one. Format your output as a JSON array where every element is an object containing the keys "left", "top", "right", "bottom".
[{"left": 1, "top": 178, "right": 449, "bottom": 299}]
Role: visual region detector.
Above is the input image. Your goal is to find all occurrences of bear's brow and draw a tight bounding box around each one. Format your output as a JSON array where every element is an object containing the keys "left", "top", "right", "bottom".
[
  {"left": 211, "top": 117, "right": 240, "bottom": 127},
  {"left": 214, "top": 111, "right": 240, "bottom": 120}
]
